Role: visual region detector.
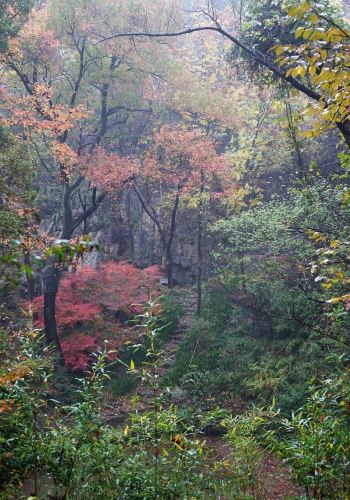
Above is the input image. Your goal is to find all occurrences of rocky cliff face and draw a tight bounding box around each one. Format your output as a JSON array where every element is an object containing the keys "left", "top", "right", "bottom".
[{"left": 88, "top": 190, "right": 204, "bottom": 286}]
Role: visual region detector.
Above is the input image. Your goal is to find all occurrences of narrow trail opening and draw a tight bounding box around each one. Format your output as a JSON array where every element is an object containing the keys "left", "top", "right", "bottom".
[{"left": 102, "top": 288, "right": 302, "bottom": 499}]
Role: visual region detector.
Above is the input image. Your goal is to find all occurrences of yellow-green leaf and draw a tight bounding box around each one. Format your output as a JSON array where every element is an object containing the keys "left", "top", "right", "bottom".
[
  {"left": 309, "top": 65, "right": 317, "bottom": 76},
  {"left": 295, "top": 27, "right": 305, "bottom": 38},
  {"left": 287, "top": 6, "right": 298, "bottom": 17},
  {"left": 297, "top": 65, "right": 307, "bottom": 77}
]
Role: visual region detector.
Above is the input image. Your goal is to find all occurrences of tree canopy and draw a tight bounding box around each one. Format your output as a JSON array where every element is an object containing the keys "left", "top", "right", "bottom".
[{"left": 1, "top": 1, "right": 350, "bottom": 497}]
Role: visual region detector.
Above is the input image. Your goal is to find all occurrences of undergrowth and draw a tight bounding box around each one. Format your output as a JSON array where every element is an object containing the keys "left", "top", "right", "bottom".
[{"left": 166, "top": 289, "right": 334, "bottom": 415}]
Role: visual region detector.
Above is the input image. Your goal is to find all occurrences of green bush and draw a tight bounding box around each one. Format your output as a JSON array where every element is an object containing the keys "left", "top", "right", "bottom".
[
  {"left": 266, "top": 363, "right": 350, "bottom": 500},
  {"left": 0, "top": 307, "right": 228, "bottom": 499}
]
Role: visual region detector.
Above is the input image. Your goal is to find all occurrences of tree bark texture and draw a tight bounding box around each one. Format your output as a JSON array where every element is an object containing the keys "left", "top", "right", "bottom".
[
  {"left": 196, "top": 173, "right": 205, "bottom": 316},
  {"left": 42, "top": 256, "right": 64, "bottom": 364}
]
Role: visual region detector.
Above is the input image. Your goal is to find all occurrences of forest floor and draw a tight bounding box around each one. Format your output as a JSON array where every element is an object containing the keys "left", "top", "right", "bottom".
[
  {"left": 17, "top": 287, "right": 302, "bottom": 499},
  {"left": 103, "top": 288, "right": 303, "bottom": 500}
]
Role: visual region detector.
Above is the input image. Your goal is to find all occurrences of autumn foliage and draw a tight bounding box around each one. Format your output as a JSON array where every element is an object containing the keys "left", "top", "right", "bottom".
[
  {"left": 31, "top": 262, "right": 162, "bottom": 371},
  {"left": 86, "top": 125, "right": 237, "bottom": 197},
  {"left": 61, "top": 333, "right": 99, "bottom": 372},
  {"left": 83, "top": 148, "right": 137, "bottom": 193},
  {"left": 143, "top": 125, "right": 232, "bottom": 189}
]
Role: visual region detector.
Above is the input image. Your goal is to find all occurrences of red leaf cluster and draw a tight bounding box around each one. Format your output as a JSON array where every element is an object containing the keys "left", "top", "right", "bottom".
[
  {"left": 61, "top": 333, "right": 99, "bottom": 372},
  {"left": 97, "top": 262, "right": 162, "bottom": 314},
  {"left": 31, "top": 266, "right": 103, "bottom": 329},
  {"left": 83, "top": 147, "right": 137, "bottom": 193},
  {"left": 85, "top": 125, "right": 237, "bottom": 198},
  {"left": 31, "top": 261, "right": 162, "bottom": 371}
]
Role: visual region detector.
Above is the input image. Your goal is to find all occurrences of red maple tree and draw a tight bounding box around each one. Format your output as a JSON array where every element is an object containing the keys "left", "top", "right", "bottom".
[
  {"left": 61, "top": 333, "right": 100, "bottom": 372},
  {"left": 31, "top": 261, "right": 162, "bottom": 371}
]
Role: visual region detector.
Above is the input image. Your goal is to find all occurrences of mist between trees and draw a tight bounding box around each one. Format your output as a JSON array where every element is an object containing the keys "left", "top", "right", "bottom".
[{"left": 1, "top": 1, "right": 350, "bottom": 498}]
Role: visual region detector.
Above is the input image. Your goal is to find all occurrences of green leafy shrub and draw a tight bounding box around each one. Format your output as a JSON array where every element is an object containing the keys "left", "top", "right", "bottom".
[
  {"left": 224, "top": 409, "right": 270, "bottom": 499},
  {"left": 0, "top": 305, "right": 227, "bottom": 499},
  {"left": 267, "top": 362, "right": 350, "bottom": 499}
]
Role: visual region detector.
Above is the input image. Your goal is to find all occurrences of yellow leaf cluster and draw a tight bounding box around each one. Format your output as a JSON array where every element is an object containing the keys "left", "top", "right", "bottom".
[
  {"left": 0, "top": 365, "right": 32, "bottom": 387},
  {"left": 275, "top": 6, "right": 350, "bottom": 137}
]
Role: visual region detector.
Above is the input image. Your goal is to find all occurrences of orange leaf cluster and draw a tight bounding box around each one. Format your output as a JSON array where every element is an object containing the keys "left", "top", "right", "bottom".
[
  {"left": 143, "top": 125, "right": 232, "bottom": 189},
  {"left": 0, "top": 365, "right": 32, "bottom": 387},
  {"left": 51, "top": 141, "right": 78, "bottom": 176},
  {"left": 6, "top": 7, "right": 61, "bottom": 64},
  {"left": 0, "top": 399, "right": 16, "bottom": 414},
  {"left": 1, "top": 83, "right": 87, "bottom": 178},
  {"left": 1, "top": 83, "right": 86, "bottom": 138},
  {"left": 85, "top": 126, "right": 236, "bottom": 198},
  {"left": 83, "top": 147, "right": 138, "bottom": 193}
]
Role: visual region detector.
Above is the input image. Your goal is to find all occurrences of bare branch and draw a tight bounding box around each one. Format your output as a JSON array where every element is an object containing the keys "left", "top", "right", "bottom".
[{"left": 92, "top": 25, "right": 321, "bottom": 103}]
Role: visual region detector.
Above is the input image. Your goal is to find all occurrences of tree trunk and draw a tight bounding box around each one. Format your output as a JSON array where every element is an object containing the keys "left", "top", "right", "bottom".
[
  {"left": 337, "top": 121, "right": 350, "bottom": 150},
  {"left": 62, "top": 182, "right": 73, "bottom": 240},
  {"left": 196, "top": 174, "right": 204, "bottom": 316},
  {"left": 165, "top": 185, "right": 181, "bottom": 288},
  {"left": 166, "top": 257, "right": 174, "bottom": 288},
  {"left": 40, "top": 181, "right": 73, "bottom": 363},
  {"left": 42, "top": 181, "right": 74, "bottom": 363},
  {"left": 24, "top": 251, "right": 35, "bottom": 300},
  {"left": 42, "top": 256, "right": 64, "bottom": 365}
]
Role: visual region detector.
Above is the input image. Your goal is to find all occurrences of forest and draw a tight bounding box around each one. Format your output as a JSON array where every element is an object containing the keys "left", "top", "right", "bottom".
[{"left": 0, "top": 0, "right": 350, "bottom": 498}]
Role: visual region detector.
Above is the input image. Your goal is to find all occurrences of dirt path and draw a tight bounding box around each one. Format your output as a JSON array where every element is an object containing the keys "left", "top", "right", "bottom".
[
  {"left": 103, "top": 288, "right": 302, "bottom": 499},
  {"left": 102, "top": 288, "right": 196, "bottom": 422},
  {"left": 204, "top": 436, "right": 303, "bottom": 499}
]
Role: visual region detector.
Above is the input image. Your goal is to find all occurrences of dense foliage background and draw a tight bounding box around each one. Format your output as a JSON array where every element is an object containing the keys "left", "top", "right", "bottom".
[{"left": 1, "top": 0, "right": 350, "bottom": 498}]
